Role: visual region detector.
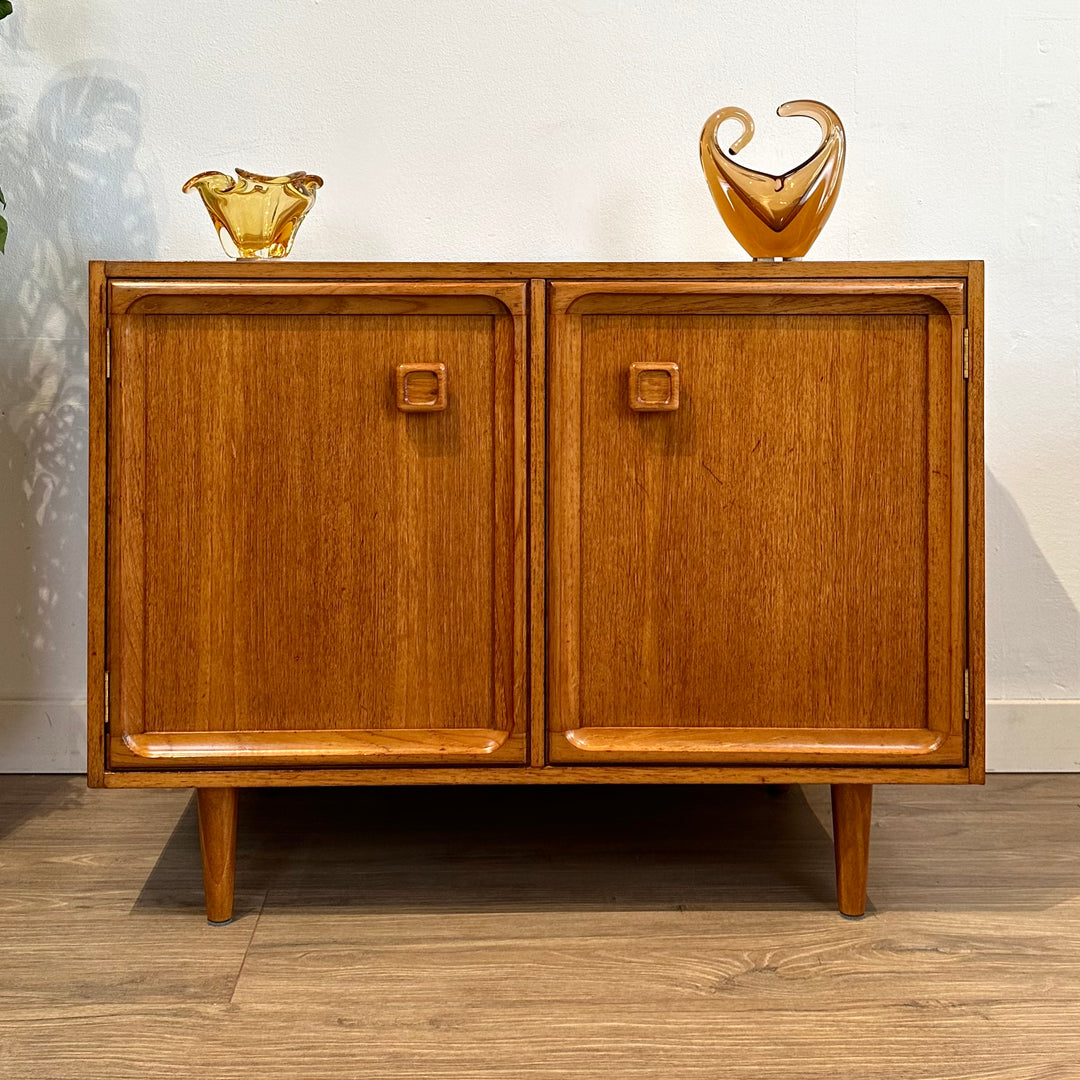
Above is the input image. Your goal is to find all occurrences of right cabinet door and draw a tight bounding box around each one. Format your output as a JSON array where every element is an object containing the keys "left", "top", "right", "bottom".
[{"left": 548, "top": 278, "right": 969, "bottom": 766}]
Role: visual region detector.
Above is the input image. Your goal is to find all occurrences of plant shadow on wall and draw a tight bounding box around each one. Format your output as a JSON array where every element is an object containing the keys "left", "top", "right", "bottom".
[
  {"left": 0, "top": 1, "right": 10, "bottom": 253},
  {"left": 0, "top": 62, "right": 156, "bottom": 760}
]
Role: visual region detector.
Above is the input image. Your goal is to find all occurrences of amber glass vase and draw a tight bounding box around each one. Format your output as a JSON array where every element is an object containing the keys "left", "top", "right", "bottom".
[
  {"left": 699, "top": 101, "right": 844, "bottom": 260},
  {"left": 183, "top": 168, "right": 323, "bottom": 259}
]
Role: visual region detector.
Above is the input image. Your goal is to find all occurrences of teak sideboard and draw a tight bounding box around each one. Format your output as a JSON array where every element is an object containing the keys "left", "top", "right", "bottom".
[{"left": 87, "top": 260, "right": 984, "bottom": 922}]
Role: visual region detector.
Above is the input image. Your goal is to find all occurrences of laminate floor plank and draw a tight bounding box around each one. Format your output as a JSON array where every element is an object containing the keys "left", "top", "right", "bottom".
[
  {"left": 0, "top": 779, "right": 262, "bottom": 1006},
  {"left": 229, "top": 906, "right": 1080, "bottom": 1007},
  {"left": 0, "top": 775, "right": 1077, "bottom": 1079},
  {"left": 2, "top": 1001, "right": 1078, "bottom": 1080}
]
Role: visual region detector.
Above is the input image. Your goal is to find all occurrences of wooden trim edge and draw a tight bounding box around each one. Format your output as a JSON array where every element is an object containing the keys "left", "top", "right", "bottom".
[
  {"left": 101, "top": 260, "right": 981, "bottom": 282},
  {"left": 101, "top": 764, "right": 974, "bottom": 788},
  {"left": 551, "top": 278, "right": 966, "bottom": 317},
  {"left": 563, "top": 726, "right": 947, "bottom": 756},
  {"left": 116, "top": 728, "right": 513, "bottom": 768},
  {"left": 108, "top": 279, "right": 528, "bottom": 317}
]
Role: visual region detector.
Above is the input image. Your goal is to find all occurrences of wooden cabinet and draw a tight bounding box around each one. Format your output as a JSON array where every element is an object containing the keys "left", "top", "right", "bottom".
[{"left": 88, "top": 261, "right": 984, "bottom": 922}]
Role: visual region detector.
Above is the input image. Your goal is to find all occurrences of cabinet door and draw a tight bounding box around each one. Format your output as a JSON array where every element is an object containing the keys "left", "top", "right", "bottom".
[
  {"left": 105, "top": 280, "right": 526, "bottom": 768},
  {"left": 549, "top": 279, "right": 968, "bottom": 765}
]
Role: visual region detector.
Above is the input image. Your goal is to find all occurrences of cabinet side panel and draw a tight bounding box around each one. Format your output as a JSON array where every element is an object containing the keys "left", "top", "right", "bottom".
[
  {"left": 87, "top": 263, "right": 107, "bottom": 786},
  {"left": 967, "top": 264, "right": 985, "bottom": 781}
]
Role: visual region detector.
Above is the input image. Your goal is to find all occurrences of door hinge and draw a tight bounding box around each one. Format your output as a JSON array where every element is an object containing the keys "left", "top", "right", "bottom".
[
  {"left": 962, "top": 328, "right": 970, "bottom": 380},
  {"left": 964, "top": 668, "right": 970, "bottom": 720},
  {"left": 104, "top": 670, "right": 110, "bottom": 732},
  {"left": 105, "top": 333, "right": 111, "bottom": 380}
]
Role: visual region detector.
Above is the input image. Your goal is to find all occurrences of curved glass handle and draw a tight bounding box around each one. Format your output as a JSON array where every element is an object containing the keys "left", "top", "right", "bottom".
[
  {"left": 396, "top": 363, "right": 447, "bottom": 412},
  {"left": 629, "top": 362, "right": 679, "bottom": 411}
]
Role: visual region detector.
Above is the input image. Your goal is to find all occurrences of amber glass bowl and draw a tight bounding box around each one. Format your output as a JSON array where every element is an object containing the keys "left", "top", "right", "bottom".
[{"left": 183, "top": 168, "right": 323, "bottom": 259}]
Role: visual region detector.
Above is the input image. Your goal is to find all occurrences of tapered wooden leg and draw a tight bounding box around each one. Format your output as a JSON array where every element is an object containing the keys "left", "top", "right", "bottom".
[
  {"left": 831, "top": 783, "right": 872, "bottom": 917},
  {"left": 196, "top": 787, "right": 238, "bottom": 924}
]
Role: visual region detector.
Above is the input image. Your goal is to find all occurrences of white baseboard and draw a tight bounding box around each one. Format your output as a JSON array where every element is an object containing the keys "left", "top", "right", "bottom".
[
  {"left": 0, "top": 699, "right": 88, "bottom": 773},
  {"left": 986, "top": 700, "right": 1080, "bottom": 773},
  {"left": 0, "top": 698, "right": 1076, "bottom": 774}
]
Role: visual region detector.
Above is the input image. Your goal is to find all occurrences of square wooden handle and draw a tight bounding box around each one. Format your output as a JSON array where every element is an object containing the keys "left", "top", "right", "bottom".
[
  {"left": 629, "top": 362, "right": 679, "bottom": 411},
  {"left": 397, "top": 363, "right": 447, "bottom": 412}
]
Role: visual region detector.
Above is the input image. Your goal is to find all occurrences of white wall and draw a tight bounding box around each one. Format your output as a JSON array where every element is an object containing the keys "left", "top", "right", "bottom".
[{"left": 0, "top": 0, "right": 1076, "bottom": 771}]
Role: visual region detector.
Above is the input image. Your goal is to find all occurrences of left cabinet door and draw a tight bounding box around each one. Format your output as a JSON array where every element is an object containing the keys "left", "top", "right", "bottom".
[{"left": 99, "top": 279, "right": 527, "bottom": 769}]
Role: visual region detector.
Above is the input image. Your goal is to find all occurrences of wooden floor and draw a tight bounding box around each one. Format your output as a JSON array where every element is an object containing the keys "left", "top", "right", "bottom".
[{"left": 0, "top": 775, "right": 1078, "bottom": 1079}]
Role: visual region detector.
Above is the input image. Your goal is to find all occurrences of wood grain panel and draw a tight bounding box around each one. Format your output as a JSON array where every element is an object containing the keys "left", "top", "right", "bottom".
[
  {"left": 579, "top": 314, "right": 928, "bottom": 729},
  {"left": 549, "top": 281, "right": 967, "bottom": 765},
  {"left": 106, "top": 285, "right": 527, "bottom": 766},
  {"left": 140, "top": 312, "right": 497, "bottom": 735}
]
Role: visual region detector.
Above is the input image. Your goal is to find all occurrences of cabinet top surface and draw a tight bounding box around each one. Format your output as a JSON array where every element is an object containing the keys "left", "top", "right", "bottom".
[{"left": 96, "top": 259, "right": 982, "bottom": 281}]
